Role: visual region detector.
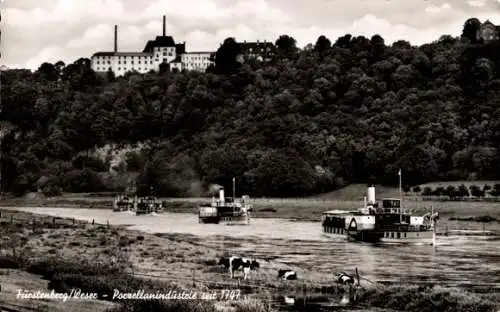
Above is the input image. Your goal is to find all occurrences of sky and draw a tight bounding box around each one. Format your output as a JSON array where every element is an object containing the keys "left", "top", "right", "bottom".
[{"left": 2, "top": 0, "right": 500, "bottom": 71}]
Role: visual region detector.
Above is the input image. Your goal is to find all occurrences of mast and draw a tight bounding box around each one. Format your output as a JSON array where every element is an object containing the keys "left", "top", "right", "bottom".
[
  {"left": 398, "top": 169, "right": 402, "bottom": 223},
  {"left": 232, "top": 177, "right": 236, "bottom": 203}
]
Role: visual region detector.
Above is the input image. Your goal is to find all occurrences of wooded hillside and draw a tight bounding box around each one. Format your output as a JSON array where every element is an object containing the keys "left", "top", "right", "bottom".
[{"left": 2, "top": 18, "right": 500, "bottom": 197}]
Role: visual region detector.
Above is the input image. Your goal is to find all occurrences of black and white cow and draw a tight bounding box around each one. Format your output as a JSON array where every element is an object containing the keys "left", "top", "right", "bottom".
[
  {"left": 218, "top": 256, "right": 260, "bottom": 280},
  {"left": 335, "top": 272, "right": 355, "bottom": 285},
  {"left": 278, "top": 269, "right": 297, "bottom": 280}
]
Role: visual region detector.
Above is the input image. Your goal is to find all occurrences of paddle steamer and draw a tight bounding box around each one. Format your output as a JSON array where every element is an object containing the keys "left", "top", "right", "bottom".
[
  {"left": 113, "top": 183, "right": 137, "bottom": 212},
  {"left": 322, "top": 171, "right": 439, "bottom": 245},
  {"left": 199, "top": 178, "right": 252, "bottom": 225},
  {"left": 113, "top": 194, "right": 136, "bottom": 212},
  {"left": 136, "top": 196, "right": 163, "bottom": 215}
]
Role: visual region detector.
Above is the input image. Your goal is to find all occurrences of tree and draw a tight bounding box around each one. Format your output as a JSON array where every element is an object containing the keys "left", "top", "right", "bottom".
[
  {"left": 457, "top": 184, "right": 469, "bottom": 197},
  {"left": 314, "top": 35, "right": 331, "bottom": 54},
  {"left": 275, "top": 35, "right": 298, "bottom": 58},
  {"left": 214, "top": 37, "right": 241, "bottom": 74},
  {"left": 4, "top": 19, "right": 500, "bottom": 197},
  {"left": 36, "top": 62, "right": 58, "bottom": 81},
  {"left": 469, "top": 184, "right": 484, "bottom": 197},
  {"left": 461, "top": 18, "right": 481, "bottom": 43},
  {"left": 422, "top": 187, "right": 433, "bottom": 196},
  {"left": 445, "top": 185, "right": 456, "bottom": 198}
]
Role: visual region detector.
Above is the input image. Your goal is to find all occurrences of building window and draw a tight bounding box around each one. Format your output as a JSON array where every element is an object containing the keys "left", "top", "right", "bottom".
[
  {"left": 163, "top": 52, "right": 167, "bottom": 56},
  {"left": 118, "top": 67, "right": 121, "bottom": 70},
  {"left": 138, "top": 61, "right": 141, "bottom": 64},
  {"left": 150, "top": 61, "right": 153, "bottom": 64},
  {"left": 118, "top": 61, "right": 121, "bottom": 64},
  {"left": 131, "top": 61, "right": 134, "bottom": 64}
]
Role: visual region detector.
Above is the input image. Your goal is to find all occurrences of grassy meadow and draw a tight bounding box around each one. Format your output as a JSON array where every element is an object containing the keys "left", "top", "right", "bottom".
[{"left": 0, "top": 209, "right": 499, "bottom": 312}]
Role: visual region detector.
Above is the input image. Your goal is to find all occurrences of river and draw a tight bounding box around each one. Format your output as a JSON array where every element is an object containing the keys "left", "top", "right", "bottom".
[{"left": 6, "top": 207, "right": 500, "bottom": 293}]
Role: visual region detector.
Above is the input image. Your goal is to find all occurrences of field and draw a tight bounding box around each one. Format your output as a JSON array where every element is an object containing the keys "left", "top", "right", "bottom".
[{"left": 1, "top": 209, "right": 499, "bottom": 312}]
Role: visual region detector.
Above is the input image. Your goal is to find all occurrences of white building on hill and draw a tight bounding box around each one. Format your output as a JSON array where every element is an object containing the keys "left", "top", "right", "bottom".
[{"left": 90, "top": 16, "right": 215, "bottom": 76}]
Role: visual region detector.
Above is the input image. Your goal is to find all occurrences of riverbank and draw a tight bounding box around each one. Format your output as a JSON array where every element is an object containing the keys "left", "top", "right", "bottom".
[
  {"left": 1, "top": 192, "right": 500, "bottom": 222},
  {"left": 0, "top": 208, "right": 499, "bottom": 312}
]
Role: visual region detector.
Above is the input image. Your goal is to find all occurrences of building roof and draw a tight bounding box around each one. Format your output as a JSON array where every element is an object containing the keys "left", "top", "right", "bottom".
[
  {"left": 142, "top": 36, "right": 177, "bottom": 52},
  {"left": 92, "top": 51, "right": 152, "bottom": 57},
  {"left": 238, "top": 41, "right": 276, "bottom": 55}
]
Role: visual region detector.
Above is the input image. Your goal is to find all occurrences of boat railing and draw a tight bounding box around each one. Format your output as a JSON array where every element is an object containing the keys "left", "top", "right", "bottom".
[
  {"left": 378, "top": 208, "right": 412, "bottom": 214},
  {"left": 378, "top": 224, "right": 430, "bottom": 232}
]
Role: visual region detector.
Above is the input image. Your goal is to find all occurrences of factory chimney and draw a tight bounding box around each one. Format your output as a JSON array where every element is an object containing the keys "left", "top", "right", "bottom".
[
  {"left": 114, "top": 25, "right": 118, "bottom": 52},
  {"left": 163, "top": 15, "right": 166, "bottom": 36}
]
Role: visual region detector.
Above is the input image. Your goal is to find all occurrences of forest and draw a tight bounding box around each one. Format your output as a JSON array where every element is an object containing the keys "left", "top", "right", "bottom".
[{"left": 1, "top": 18, "right": 500, "bottom": 198}]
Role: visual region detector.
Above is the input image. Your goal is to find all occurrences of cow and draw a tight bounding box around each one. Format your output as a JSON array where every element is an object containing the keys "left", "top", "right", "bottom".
[
  {"left": 335, "top": 272, "right": 356, "bottom": 285},
  {"left": 277, "top": 269, "right": 297, "bottom": 280},
  {"left": 218, "top": 256, "right": 260, "bottom": 280}
]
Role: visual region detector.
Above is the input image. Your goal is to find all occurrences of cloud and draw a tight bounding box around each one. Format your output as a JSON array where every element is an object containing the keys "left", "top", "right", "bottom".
[
  {"left": 3, "top": 0, "right": 500, "bottom": 70},
  {"left": 467, "top": 0, "right": 486, "bottom": 7}
]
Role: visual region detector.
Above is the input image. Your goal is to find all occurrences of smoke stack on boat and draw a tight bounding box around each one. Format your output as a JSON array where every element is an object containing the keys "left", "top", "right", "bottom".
[
  {"left": 367, "top": 185, "right": 375, "bottom": 204},
  {"left": 219, "top": 188, "right": 225, "bottom": 202}
]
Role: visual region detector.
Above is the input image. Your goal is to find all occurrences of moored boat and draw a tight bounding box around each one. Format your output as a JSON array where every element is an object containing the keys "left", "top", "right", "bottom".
[
  {"left": 113, "top": 194, "right": 136, "bottom": 212},
  {"left": 136, "top": 196, "right": 163, "bottom": 215},
  {"left": 322, "top": 171, "right": 439, "bottom": 245}
]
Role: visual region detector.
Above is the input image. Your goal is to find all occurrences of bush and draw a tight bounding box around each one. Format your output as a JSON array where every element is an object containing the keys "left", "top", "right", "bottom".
[
  {"left": 233, "top": 299, "right": 273, "bottom": 312},
  {"left": 62, "top": 168, "right": 107, "bottom": 192},
  {"left": 125, "top": 151, "right": 144, "bottom": 172},
  {"left": 0, "top": 255, "right": 22, "bottom": 269},
  {"left": 457, "top": 184, "right": 469, "bottom": 197},
  {"left": 433, "top": 186, "right": 445, "bottom": 196},
  {"left": 358, "top": 285, "right": 499, "bottom": 312},
  {"left": 412, "top": 186, "right": 421, "bottom": 193},
  {"left": 469, "top": 185, "right": 484, "bottom": 197},
  {"left": 25, "top": 258, "right": 121, "bottom": 280},
  {"left": 72, "top": 155, "right": 107, "bottom": 172},
  {"left": 422, "top": 187, "right": 433, "bottom": 196},
  {"left": 444, "top": 185, "right": 456, "bottom": 198},
  {"left": 39, "top": 176, "right": 62, "bottom": 197}
]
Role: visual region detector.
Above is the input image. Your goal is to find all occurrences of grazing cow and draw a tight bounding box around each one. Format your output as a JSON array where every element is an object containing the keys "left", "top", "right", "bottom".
[
  {"left": 218, "top": 256, "right": 260, "bottom": 279},
  {"left": 278, "top": 269, "right": 297, "bottom": 280},
  {"left": 335, "top": 272, "right": 355, "bottom": 285}
]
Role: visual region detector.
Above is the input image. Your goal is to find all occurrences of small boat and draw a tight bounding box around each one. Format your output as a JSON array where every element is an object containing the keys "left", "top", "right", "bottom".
[
  {"left": 198, "top": 178, "right": 252, "bottom": 225},
  {"left": 322, "top": 170, "right": 439, "bottom": 245},
  {"left": 113, "top": 194, "right": 136, "bottom": 212},
  {"left": 136, "top": 196, "right": 163, "bottom": 215}
]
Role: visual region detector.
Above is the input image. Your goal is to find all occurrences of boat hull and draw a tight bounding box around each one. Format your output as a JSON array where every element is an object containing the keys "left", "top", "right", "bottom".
[
  {"left": 323, "top": 226, "right": 434, "bottom": 244},
  {"left": 199, "top": 214, "right": 250, "bottom": 225},
  {"left": 199, "top": 216, "right": 220, "bottom": 224}
]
